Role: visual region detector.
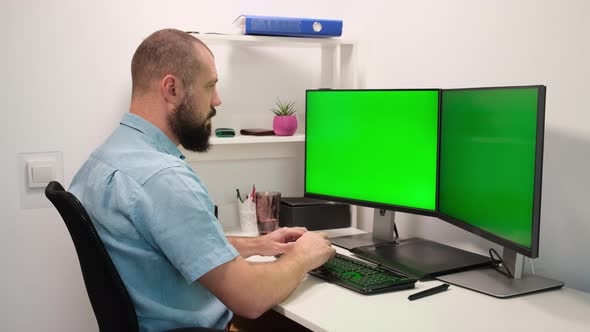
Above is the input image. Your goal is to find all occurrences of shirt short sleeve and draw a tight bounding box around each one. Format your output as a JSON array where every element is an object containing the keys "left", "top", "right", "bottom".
[{"left": 132, "top": 166, "right": 239, "bottom": 284}]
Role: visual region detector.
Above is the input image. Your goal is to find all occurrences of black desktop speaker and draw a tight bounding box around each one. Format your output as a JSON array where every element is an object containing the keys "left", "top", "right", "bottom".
[{"left": 279, "top": 197, "right": 350, "bottom": 231}]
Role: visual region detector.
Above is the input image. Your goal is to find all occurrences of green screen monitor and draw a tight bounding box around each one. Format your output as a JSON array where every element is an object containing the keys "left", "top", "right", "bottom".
[
  {"left": 305, "top": 89, "right": 440, "bottom": 216},
  {"left": 439, "top": 86, "right": 546, "bottom": 258}
]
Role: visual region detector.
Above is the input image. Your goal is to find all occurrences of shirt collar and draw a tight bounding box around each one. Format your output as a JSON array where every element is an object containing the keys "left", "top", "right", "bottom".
[{"left": 120, "top": 113, "right": 186, "bottom": 160}]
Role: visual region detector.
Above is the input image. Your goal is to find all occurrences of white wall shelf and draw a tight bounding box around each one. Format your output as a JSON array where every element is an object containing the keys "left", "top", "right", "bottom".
[
  {"left": 210, "top": 134, "right": 305, "bottom": 145},
  {"left": 190, "top": 32, "right": 355, "bottom": 48}
]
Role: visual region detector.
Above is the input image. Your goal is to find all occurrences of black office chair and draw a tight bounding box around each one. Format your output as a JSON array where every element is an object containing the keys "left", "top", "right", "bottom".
[{"left": 45, "top": 181, "right": 224, "bottom": 332}]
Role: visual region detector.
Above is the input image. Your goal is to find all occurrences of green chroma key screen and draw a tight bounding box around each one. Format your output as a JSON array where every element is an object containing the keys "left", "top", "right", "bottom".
[
  {"left": 439, "top": 87, "right": 542, "bottom": 249},
  {"left": 306, "top": 90, "right": 439, "bottom": 212}
]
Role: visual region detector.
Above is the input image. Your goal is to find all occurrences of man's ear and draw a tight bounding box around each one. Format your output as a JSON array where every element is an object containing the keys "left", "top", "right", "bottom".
[{"left": 160, "top": 74, "right": 184, "bottom": 106}]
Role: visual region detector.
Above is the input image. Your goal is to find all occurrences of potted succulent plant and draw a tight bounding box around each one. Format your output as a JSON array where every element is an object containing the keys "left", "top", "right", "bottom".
[{"left": 271, "top": 98, "right": 298, "bottom": 136}]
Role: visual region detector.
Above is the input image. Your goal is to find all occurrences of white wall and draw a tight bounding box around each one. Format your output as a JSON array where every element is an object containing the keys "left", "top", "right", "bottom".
[{"left": 1, "top": 0, "right": 588, "bottom": 330}]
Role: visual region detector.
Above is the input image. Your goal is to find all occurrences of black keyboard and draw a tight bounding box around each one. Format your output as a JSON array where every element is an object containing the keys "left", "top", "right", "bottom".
[{"left": 308, "top": 253, "right": 417, "bottom": 295}]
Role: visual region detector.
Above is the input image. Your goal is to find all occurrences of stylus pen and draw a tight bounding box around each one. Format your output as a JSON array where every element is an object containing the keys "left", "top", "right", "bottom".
[{"left": 408, "top": 283, "right": 450, "bottom": 301}]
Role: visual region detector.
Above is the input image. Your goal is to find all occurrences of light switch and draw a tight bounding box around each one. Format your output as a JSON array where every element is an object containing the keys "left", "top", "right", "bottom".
[
  {"left": 32, "top": 165, "right": 54, "bottom": 183},
  {"left": 18, "top": 151, "right": 64, "bottom": 209},
  {"left": 27, "top": 160, "right": 56, "bottom": 188}
]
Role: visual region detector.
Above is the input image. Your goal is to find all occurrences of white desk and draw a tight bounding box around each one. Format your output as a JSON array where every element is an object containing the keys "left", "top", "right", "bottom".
[{"left": 228, "top": 228, "right": 590, "bottom": 332}]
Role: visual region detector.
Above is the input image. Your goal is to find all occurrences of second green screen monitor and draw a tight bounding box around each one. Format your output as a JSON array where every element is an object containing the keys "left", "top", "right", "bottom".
[
  {"left": 305, "top": 90, "right": 439, "bottom": 212},
  {"left": 439, "top": 87, "right": 543, "bottom": 252}
]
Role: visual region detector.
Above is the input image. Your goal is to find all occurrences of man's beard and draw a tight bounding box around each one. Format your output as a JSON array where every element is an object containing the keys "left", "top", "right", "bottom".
[{"left": 168, "top": 94, "right": 215, "bottom": 152}]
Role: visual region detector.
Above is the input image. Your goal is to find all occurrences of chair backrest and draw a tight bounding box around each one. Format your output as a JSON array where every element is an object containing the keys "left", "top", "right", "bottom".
[{"left": 45, "top": 181, "right": 139, "bottom": 332}]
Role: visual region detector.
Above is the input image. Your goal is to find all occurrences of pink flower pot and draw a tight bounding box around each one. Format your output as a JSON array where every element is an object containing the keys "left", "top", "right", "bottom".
[{"left": 273, "top": 115, "right": 298, "bottom": 136}]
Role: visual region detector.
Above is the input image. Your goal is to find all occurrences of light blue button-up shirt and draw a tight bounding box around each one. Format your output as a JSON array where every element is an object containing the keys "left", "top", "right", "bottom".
[{"left": 70, "top": 113, "right": 238, "bottom": 331}]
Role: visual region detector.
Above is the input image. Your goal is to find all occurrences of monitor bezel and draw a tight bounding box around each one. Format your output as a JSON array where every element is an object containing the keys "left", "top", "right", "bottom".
[
  {"left": 304, "top": 88, "right": 441, "bottom": 218},
  {"left": 437, "top": 85, "right": 546, "bottom": 258}
]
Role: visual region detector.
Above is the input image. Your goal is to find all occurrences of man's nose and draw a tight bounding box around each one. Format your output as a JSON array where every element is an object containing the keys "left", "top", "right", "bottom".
[{"left": 211, "top": 88, "right": 222, "bottom": 108}]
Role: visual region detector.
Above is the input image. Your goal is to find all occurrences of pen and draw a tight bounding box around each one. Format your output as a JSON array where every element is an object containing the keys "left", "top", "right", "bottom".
[{"left": 408, "top": 283, "right": 450, "bottom": 301}]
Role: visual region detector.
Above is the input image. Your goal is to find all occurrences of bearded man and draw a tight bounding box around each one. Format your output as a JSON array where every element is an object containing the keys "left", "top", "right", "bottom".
[{"left": 70, "top": 29, "right": 334, "bottom": 332}]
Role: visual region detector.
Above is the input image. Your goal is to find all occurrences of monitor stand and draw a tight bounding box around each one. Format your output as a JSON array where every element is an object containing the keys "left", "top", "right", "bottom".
[
  {"left": 329, "top": 208, "right": 398, "bottom": 250},
  {"left": 436, "top": 248, "right": 564, "bottom": 298},
  {"left": 329, "top": 209, "right": 493, "bottom": 280}
]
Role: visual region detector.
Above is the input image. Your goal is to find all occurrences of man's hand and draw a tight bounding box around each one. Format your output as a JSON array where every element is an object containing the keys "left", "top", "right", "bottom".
[
  {"left": 256, "top": 227, "right": 307, "bottom": 256},
  {"left": 204, "top": 230, "right": 335, "bottom": 318},
  {"left": 283, "top": 232, "right": 336, "bottom": 271}
]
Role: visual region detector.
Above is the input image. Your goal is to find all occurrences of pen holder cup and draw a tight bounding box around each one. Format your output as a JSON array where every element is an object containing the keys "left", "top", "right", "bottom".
[
  {"left": 255, "top": 192, "right": 281, "bottom": 235},
  {"left": 238, "top": 200, "right": 258, "bottom": 235}
]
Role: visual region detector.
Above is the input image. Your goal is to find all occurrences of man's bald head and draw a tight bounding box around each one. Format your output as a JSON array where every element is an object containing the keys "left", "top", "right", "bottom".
[{"left": 131, "top": 29, "right": 210, "bottom": 96}]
